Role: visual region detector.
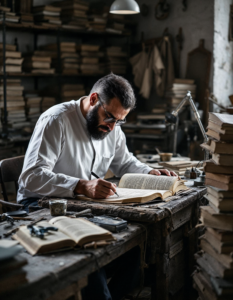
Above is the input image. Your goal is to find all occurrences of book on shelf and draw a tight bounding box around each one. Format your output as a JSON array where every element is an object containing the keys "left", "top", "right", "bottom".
[
  {"left": 204, "top": 227, "right": 233, "bottom": 254},
  {"left": 207, "top": 121, "right": 233, "bottom": 135},
  {"left": 195, "top": 251, "right": 233, "bottom": 281},
  {"left": 206, "top": 128, "right": 233, "bottom": 142},
  {"left": 200, "top": 206, "right": 233, "bottom": 231},
  {"left": 0, "top": 65, "right": 22, "bottom": 73},
  {"left": 53, "top": 0, "right": 89, "bottom": 11},
  {"left": 0, "top": 90, "right": 23, "bottom": 96},
  {"left": 211, "top": 153, "right": 233, "bottom": 166},
  {"left": 209, "top": 112, "right": 233, "bottom": 128},
  {"left": 0, "top": 95, "right": 23, "bottom": 101},
  {"left": 0, "top": 14, "right": 20, "bottom": 23},
  {"left": 33, "top": 5, "right": 61, "bottom": 13},
  {"left": 0, "top": 101, "right": 25, "bottom": 108},
  {"left": 0, "top": 51, "right": 22, "bottom": 58},
  {"left": 200, "top": 237, "right": 233, "bottom": 269},
  {"left": 206, "top": 172, "right": 233, "bottom": 184},
  {"left": 13, "top": 217, "right": 114, "bottom": 255},
  {"left": 205, "top": 178, "right": 233, "bottom": 190},
  {"left": 23, "top": 56, "right": 51, "bottom": 63},
  {"left": 207, "top": 185, "right": 233, "bottom": 199},
  {"left": 0, "top": 6, "right": 11, "bottom": 12},
  {"left": 31, "top": 69, "right": 55, "bottom": 74},
  {"left": 0, "top": 58, "right": 24, "bottom": 65},
  {"left": 76, "top": 173, "right": 188, "bottom": 204},
  {"left": 41, "top": 43, "right": 76, "bottom": 53},
  {"left": 23, "top": 60, "right": 51, "bottom": 69},
  {"left": 205, "top": 193, "right": 233, "bottom": 213},
  {"left": 193, "top": 261, "right": 233, "bottom": 298},
  {"left": 137, "top": 114, "right": 165, "bottom": 120},
  {"left": 173, "top": 78, "right": 195, "bottom": 84},
  {"left": 78, "top": 44, "right": 100, "bottom": 52},
  {"left": 201, "top": 140, "right": 233, "bottom": 155},
  {"left": 198, "top": 252, "right": 233, "bottom": 283},
  {"left": 0, "top": 44, "right": 17, "bottom": 51}
]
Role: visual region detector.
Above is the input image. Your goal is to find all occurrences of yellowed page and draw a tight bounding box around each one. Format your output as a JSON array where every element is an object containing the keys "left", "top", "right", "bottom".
[
  {"left": 119, "top": 174, "right": 177, "bottom": 191},
  {"left": 13, "top": 221, "right": 75, "bottom": 255},
  {"left": 76, "top": 187, "right": 170, "bottom": 203},
  {"left": 49, "top": 217, "right": 113, "bottom": 245}
]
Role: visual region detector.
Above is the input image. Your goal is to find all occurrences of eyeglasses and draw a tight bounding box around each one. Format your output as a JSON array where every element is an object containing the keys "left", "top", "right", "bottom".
[{"left": 98, "top": 96, "right": 126, "bottom": 126}]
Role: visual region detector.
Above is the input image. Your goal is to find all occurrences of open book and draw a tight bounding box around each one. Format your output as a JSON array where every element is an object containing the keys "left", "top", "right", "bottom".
[
  {"left": 76, "top": 173, "right": 188, "bottom": 204},
  {"left": 13, "top": 217, "right": 114, "bottom": 255}
]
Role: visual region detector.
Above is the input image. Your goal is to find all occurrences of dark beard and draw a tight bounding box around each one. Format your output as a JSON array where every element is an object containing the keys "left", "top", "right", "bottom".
[{"left": 86, "top": 104, "right": 111, "bottom": 140}]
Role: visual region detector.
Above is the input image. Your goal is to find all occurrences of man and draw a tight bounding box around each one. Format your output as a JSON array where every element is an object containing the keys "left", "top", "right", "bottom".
[{"left": 17, "top": 73, "right": 176, "bottom": 300}]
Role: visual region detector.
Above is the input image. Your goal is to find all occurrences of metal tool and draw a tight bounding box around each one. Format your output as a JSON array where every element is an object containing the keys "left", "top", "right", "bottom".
[{"left": 27, "top": 225, "right": 58, "bottom": 239}]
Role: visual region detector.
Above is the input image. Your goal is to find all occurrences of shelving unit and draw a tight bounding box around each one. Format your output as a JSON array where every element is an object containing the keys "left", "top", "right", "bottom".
[{"left": 0, "top": 13, "right": 132, "bottom": 137}]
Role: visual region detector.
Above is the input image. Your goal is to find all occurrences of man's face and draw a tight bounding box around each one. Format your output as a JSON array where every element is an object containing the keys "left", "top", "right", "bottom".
[{"left": 86, "top": 97, "right": 130, "bottom": 140}]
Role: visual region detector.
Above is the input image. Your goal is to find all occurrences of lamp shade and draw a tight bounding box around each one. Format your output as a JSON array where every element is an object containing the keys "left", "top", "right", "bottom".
[{"left": 110, "top": 0, "right": 140, "bottom": 14}]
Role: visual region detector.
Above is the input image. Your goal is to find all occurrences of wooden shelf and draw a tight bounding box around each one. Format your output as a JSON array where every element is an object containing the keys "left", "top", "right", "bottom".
[
  {"left": 0, "top": 72, "right": 106, "bottom": 77},
  {"left": 0, "top": 22, "right": 131, "bottom": 37},
  {"left": 125, "top": 134, "right": 167, "bottom": 140}
]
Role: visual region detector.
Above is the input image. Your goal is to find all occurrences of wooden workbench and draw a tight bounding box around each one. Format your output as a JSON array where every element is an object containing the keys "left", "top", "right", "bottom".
[
  {"left": 39, "top": 186, "right": 207, "bottom": 300},
  {"left": 0, "top": 209, "right": 146, "bottom": 300}
]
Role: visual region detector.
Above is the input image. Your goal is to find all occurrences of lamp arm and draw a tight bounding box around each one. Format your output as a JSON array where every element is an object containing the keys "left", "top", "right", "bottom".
[
  {"left": 186, "top": 91, "right": 208, "bottom": 143},
  {"left": 171, "top": 95, "right": 188, "bottom": 116}
]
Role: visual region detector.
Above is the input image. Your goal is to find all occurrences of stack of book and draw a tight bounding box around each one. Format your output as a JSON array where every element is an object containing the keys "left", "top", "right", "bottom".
[
  {"left": 33, "top": 5, "right": 61, "bottom": 28},
  {"left": 54, "top": 0, "right": 89, "bottom": 31},
  {"left": 40, "top": 42, "right": 78, "bottom": 74},
  {"left": 0, "top": 6, "right": 20, "bottom": 23},
  {"left": 20, "top": 13, "right": 34, "bottom": 25},
  {"left": 0, "top": 79, "right": 27, "bottom": 129},
  {"left": 165, "top": 79, "right": 196, "bottom": 110},
  {"left": 193, "top": 112, "right": 233, "bottom": 299},
  {"left": 106, "top": 47, "right": 127, "bottom": 74},
  {"left": 23, "top": 51, "right": 54, "bottom": 74},
  {"left": 61, "top": 84, "right": 85, "bottom": 102},
  {"left": 78, "top": 44, "right": 105, "bottom": 75},
  {"left": 25, "top": 90, "right": 42, "bottom": 125},
  {"left": 158, "top": 160, "right": 199, "bottom": 176},
  {"left": 41, "top": 97, "right": 56, "bottom": 113},
  {"left": 106, "top": 14, "right": 132, "bottom": 35},
  {"left": 0, "top": 43, "right": 23, "bottom": 73},
  {"left": 87, "top": 7, "right": 107, "bottom": 32}
]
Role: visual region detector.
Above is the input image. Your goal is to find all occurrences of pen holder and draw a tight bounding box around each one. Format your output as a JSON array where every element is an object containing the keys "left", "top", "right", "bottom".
[{"left": 49, "top": 199, "right": 67, "bottom": 216}]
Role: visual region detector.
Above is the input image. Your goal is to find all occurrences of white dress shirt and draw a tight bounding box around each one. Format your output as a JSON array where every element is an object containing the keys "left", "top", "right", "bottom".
[{"left": 17, "top": 98, "right": 152, "bottom": 202}]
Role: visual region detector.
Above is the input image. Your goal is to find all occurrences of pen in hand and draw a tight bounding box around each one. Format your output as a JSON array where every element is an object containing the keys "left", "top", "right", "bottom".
[{"left": 91, "top": 171, "right": 120, "bottom": 197}]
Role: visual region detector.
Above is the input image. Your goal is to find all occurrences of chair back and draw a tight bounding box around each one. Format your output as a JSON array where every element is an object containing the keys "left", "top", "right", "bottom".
[{"left": 0, "top": 155, "right": 24, "bottom": 202}]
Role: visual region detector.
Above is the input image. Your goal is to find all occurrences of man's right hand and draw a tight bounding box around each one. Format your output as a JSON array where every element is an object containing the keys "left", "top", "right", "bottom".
[{"left": 74, "top": 179, "right": 117, "bottom": 199}]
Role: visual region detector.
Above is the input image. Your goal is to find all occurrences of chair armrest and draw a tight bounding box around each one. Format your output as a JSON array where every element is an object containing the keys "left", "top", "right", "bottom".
[{"left": 0, "top": 199, "right": 23, "bottom": 212}]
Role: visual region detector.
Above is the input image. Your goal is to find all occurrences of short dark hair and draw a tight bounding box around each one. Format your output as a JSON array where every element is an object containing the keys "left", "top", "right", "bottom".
[{"left": 90, "top": 73, "right": 136, "bottom": 110}]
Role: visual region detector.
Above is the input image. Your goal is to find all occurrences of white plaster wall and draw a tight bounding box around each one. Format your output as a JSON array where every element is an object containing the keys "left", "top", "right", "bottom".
[{"left": 213, "top": 0, "right": 233, "bottom": 107}]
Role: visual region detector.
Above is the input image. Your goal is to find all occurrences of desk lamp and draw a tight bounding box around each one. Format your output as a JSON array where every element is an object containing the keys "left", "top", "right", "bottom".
[{"left": 165, "top": 91, "right": 209, "bottom": 161}]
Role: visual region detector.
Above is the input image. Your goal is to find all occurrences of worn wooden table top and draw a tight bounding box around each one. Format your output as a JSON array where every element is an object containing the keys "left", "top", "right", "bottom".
[
  {"left": 0, "top": 209, "right": 146, "bottom": 300},
  {"left": 39, "top": 187, "right": 207, "bottom": 224}
]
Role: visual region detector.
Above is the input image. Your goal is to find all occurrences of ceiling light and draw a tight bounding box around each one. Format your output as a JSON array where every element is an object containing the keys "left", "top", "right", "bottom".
[{"left": 110, "top": 0, "right": 140, "bottom": 15}]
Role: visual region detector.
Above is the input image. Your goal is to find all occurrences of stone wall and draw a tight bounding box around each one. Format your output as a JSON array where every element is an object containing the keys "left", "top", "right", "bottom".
[{"left": 213, "top": 0, "right": 233, "bottom": 107}]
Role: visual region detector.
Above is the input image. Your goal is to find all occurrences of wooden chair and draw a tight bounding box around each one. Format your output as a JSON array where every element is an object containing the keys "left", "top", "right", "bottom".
[{"left": 0, "top": 156, "right": 24, "bottom": 213}]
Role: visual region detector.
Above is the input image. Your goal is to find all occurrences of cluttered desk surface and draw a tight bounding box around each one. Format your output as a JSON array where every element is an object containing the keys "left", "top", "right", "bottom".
[
  {"left": 39, "top": 186, "right": 207, "bottom": 224},
  {"left": 0, "top": 209, "right": 146, "bottom": 300}
]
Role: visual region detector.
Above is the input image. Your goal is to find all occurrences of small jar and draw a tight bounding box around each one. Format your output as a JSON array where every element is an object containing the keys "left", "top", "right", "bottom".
[{"left": 49, "top": 199, "right": 67, "bottom": 216}]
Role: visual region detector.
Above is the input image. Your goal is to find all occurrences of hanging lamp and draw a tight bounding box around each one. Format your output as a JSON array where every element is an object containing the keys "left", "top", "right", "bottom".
[{"left": 110, "top": 0, "right": 140, "bottom": 14}]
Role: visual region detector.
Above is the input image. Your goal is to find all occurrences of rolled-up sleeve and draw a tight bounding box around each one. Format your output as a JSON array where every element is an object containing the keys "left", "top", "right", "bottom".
[
  {"left": 18, "top": 115, "right": 79, "bottom": 198},
  {"left": 109, "top": 128, "right": 153, "bottom": 177}
]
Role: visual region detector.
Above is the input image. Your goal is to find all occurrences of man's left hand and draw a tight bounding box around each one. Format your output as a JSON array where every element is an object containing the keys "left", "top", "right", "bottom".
[{"left": 149, "top": 169, "right": 177, "bottom": 177}]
